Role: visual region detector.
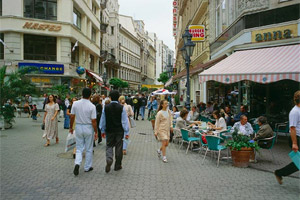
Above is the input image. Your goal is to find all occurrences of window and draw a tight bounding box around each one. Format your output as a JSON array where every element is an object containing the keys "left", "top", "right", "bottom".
[
  {"left": 92, "top": 3, "right": 97, "bottom": 15},
  {"left": 0, "top": 33, "right": 4, "bottom": 59},
  {"left": 24, "top": 34, "right": 56, "bottom": 61},
  {"left": 90, "top": 54, "right": 94, "bottom": 71},
  {"left": 71, "top": 42, "right": 79, "bottom": 64},
  {"left": 91, "top": 26, "right": 96, "bottom": 42},
  {"left": 24, "top": 0, "right": 57, "bottom": 20},
  {"left": 0, "top": 0, "right": 2, "bottom": 16},
  {"left": 111, "top": 26, "right": 114, "bottom": 35},
  {"left": 73, "top": 8, "right": 81, "bottom": 29}
]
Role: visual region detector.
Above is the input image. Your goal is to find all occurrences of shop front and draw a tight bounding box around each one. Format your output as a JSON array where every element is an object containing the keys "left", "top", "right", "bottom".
[{"left": 199, "top": 44, "right": 300, "bottom": 126}]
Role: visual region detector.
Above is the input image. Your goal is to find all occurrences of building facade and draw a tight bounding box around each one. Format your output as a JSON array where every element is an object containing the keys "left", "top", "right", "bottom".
[{"left": 0, "top": 0, "right": 102, "bottom": 92}]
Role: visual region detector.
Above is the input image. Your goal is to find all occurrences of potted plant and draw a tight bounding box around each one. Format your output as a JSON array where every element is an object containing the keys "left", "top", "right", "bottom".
[{"left": 226, "top": 128, "right": 259, "bottom": 168}]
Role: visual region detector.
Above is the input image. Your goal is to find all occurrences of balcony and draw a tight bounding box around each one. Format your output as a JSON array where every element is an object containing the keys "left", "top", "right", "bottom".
[
  {"left": 100, "top": 23, "right": 108, "bottom": 33},
  {"left": 100, "top": 0, "right": 107, "bottom": 9}
]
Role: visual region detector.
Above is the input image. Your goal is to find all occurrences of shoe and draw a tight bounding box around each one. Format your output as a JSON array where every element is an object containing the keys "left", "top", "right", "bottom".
[
  {"left": 274, "top": 172, "right": 283, "bottom": 185},
  {"left": 84, "top": 167, "right": 93, "bottom": 172},
  {"left": 157, "top": 149, "right": 162, "bottom": 159},
  {"left": 249, "top": 159, "right": 257, "bottom": 163},
  {"left": 44, "top": 142, "right": 50, "bottom": 147},
  {"left": 73, "top": 164, "right": 79, "bottom": 176},
  {"left": 56, "top": 138, "right": 59, "bottom": 144},
  {"left": 114, "top": 166, "right": 122, "bottom": 171},
  {"left": 123, "top": 150, "right": 127, "bottom": 155},
  {"left": 162, "top": 157, "right": 168, "bottom": 163},
  {"left": 73, "top": 154, "right": 76, "bottom": 159},
  {"left": 105, "top": 161, "right": 113, "bottom": 173}
]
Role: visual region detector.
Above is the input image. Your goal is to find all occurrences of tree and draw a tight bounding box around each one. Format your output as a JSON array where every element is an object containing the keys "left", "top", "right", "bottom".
[
  {"left": 157, "top": 72, "right": 169, "bottom": 85},
  {"left": 47, "top": 84, "right": 69, "bottom": 100},
  {"left": 141, "top": 87, "right": 149, "bottom": 92},
  {"left": 109, "top": 78, "right": 128, "bottom": 89}
]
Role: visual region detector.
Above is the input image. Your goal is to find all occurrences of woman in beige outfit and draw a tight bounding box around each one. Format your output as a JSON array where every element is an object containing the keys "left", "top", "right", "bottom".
[
  {"left": 119, "top": 96, "right": 134, "bottom": 155},
  {"left": 155, "top": 100, "right": 173, "bottom": 163}
]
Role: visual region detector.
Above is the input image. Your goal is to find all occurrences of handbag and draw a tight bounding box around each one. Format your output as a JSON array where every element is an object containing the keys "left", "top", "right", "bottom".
[
  {"left": 129, "top": 116, "right": 136, "bottom": 128},
  {"left": 41, "top": 123, "right": 45, "bottom": 130},
  {"left": 65, "top": 132, "right": 76, "bottom": 152}
]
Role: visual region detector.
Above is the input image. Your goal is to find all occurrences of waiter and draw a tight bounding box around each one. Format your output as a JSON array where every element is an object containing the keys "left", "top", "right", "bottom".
[
  {"left": 100, "top": 90, "right": 129, "bottom": 173},
  {"left": 70, "top": 88, "right": 98, "bottom": 176}
]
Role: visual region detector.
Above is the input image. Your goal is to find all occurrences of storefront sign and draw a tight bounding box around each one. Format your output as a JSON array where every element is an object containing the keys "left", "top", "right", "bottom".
[
  {"left": 31, "top": 77, "right": 51, "bottom": 83},
  {"left": 23, "top": 22, "right": 62, "bottom": 32},
  {"left": 18, "top": 63, "right": 64, "bottom": 74},
  {"left": 252, "top": 24, "right": 297, "bottom": 43},
  {"left": 173, "top": 0, "right": 178, "bottom": 37},
  {"left": 189, "top": 25, "right": 205, "bottom": 42}
]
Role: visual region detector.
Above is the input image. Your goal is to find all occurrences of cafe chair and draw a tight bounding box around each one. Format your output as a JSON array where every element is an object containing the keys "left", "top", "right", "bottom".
[
  {"left": 202, "top": 135, "right": 228, "bottom": 167},
  {"left": 179, "top": 129, "right": 200, "bottom": 154},
  {"left": 195, "top": 131, "right": 208, "bottom": 155},
  {"left": 274, "top": 122, "right": 289, "bottom": 143},
  {"left": 255, "top": 132, "right": 277, "bottom": 162},
  {"left": 172, "top": 128, "right": 182, "bottom": 145}
]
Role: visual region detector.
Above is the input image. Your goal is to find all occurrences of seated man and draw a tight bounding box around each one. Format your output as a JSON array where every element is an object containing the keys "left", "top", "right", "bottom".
[
  {"left": 233, "top": 105, "right": 249, "bottom": 122},
  {"left": 231, "top": 115, "right": 254, "bottom": 136},
  {"left": 187, "top": 106, "right": 200, "bottom": 121},
  {"left": 175, "top": 110, "right": 199, "bottom": 130},
  {"left": 204, "top": 102, "right": 213, "bottom": 114},
  {"left": 254, "top": 116, "right": 274, "bottom": 148}
]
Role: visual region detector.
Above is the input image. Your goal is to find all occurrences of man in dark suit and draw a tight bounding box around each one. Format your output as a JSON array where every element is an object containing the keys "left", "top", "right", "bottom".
[
  {"left": 100, "top": 90, "right": 129, "bottom": 173},
  {"left": 133, "top": 94, "right": 141, "bottom": 120}
]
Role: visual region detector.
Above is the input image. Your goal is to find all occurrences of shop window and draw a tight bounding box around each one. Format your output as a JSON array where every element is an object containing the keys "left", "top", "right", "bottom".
[
  {"left": 24, "top": 0, "right": 57, "bottom": 20},
  {"left": 0, "top": 33, "right": 3, "bottom": 59},
  {"left": 73, "top": 8, "right": 81, "bottom": 30},
  {"left": 71, "top": 42, "right": 79, "bottom": 65},
  {"left": 90, "top": 54, "right": 94, "bottom": 71},
  {"left": 91, "top": 26, "right": 96, "bottom": 42},
  {"left": 24, "top": 34, "right": 56, "bottom": 61}
]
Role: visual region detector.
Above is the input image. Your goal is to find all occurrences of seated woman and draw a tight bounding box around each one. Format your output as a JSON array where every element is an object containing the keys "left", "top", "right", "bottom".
[
  {"left": 207, "top": 110, "right": 227, "bottom": 133},
  {"left": 231, "top": 115, "right": 254, "bottom": 136},
  {"left": 253, "top": 116, "right": 274, "bottom": 148},
  {"left": 171, "top": 106, "right": 180, "bottom": 119},
  {"left": 175, "top": 110, "right": 200, "bottom": 130}
]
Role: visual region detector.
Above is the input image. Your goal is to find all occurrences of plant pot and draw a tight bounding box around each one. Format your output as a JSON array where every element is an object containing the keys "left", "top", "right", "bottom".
[{"left": 231, "top": 147, "right": 253, "bottom": 168}]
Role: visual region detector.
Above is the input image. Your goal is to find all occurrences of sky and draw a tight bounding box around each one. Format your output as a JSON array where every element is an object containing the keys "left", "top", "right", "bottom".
[{"left": 118, "top": 0, "right": 175, "bottom": 51}]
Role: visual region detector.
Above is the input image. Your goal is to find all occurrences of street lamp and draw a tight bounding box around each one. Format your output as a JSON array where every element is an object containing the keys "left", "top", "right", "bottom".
[
  {"left": 182, "top": 27, "right": 195, "bottom": 111},
  {"left": 102, "top": 71, "right": 107, "bottom": 85}
]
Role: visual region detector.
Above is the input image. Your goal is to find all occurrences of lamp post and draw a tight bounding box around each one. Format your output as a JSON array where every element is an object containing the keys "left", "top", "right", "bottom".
[
  {"left": 102, "top": 71, "right": 107, "bottom": 95},
  {"left": 181, "top": 28, "right": 195, "bottom": 111}
]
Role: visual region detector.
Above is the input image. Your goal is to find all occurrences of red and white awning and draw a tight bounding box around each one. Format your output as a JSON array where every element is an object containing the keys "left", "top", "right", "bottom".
[
  {"left": 86, "top": 69, "right": 103, "bottom": 83},
  {"left": 199, "top": 44, "right": 300, "bottom": 84}
]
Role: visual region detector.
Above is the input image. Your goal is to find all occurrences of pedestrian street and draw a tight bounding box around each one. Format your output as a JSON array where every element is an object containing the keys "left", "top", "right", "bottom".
[{"left": 0, "top": 116, "right": 299, "bottom": 200}]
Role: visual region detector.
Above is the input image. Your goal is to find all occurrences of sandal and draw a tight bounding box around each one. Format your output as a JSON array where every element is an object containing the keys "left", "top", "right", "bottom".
[
  {"left": 56, "top": 138, "right": 59, "bottom": 144},
  {"left": 44, "top": 142, "right": 50, "bottom": 147}
]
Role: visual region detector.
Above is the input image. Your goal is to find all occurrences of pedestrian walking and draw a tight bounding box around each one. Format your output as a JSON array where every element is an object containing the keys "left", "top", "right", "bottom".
[
  {"left": 119, "top": 95, "right": 134, "bottom": 155},
  {"left": 42, "top": 95, "right": 59, "bottom": 146},
  {"left": 147, "top": 96, "right": 153, "bottom": 119},
  {"left": 67, "top": 97, "right": 77, "bottom": 159},
  {"left": 64, "top": 94, "right": 70, "bottom": 129},
  {"left": 140, "top": 94, "right": 147, "bottom": 120},
  {"left": 100, "top": 90, "right": 129, "bottom": 173},
  {"left": 31, "top": 104, "right": 38, "bottom": 120},
  {"left": 69, "top": 88, "right": 98, "bottom": 176},
  {"left": 274, "top": 90, "right": 300, "bottom": 184},
  {"left": 126, "top": 94, "right": 134, "bottom": 109},
  {"left": 133, "top": 94, "right": 141, "bottom": 120},
  {"left": 155, "top": 100, "right": 173, "bottom": 163},
  {"left": 42, "top": 93, "right": 48, "bottom": 110},
  {"left": 92, "top": 94, "right": 103, "bottom": 144}
]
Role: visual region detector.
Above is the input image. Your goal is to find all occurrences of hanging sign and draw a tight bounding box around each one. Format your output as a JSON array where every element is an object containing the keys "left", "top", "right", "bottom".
[
  {"left": 189, "top": 25, "right": 205, "bottom": 42},
  {"left": 173, "top": 0, "right": 178, "bottom": 37}
]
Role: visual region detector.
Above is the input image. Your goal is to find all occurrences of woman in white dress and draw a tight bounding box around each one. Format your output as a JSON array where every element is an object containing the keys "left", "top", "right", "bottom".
[
  {"left": 207, "top": 110, "right": 227, "bottom": 132},
  {"left": 43, "top": 94, "right": 59, "bottom": 146}
]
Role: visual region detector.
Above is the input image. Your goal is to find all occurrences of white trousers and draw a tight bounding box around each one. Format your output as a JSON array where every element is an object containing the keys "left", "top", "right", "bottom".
[{"left": 74, "top": 124, "right": 94, "bottom": 171}]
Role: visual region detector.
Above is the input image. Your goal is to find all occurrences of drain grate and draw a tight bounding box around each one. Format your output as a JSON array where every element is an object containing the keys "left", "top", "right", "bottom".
[{"left": 138, "top": 133, "right": 147, "bottom": 135}]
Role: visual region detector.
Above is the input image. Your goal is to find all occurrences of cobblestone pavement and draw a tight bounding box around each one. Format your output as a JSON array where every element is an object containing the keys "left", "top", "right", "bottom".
[{"left": 1, "top": 115, "right": 299, "bottom": 200}]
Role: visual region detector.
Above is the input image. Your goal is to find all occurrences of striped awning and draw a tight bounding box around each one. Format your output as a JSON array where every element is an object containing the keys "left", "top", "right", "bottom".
[
  {"left": 199, "top": 44, "right": 300, "bottom": 84},
  {"left": 164, "top": 77, "right": 173, "bottom": 87},
  {"left": 86, "top": 69, "right": 103, "bottom": 83}
]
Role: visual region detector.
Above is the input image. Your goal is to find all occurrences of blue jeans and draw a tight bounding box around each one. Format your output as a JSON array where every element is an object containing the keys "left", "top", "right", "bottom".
[
  {"left": 64, "top": 110, "right": 70, "bottom": 128},
  {"left": 32, "top": 115, "right": 37, "bottom": 120},
  {"left": 140, "top": 106, "right": 145, "bottom": 119},
  {"left": 75, "top": 124, "right": 94, "bottom": 171}
]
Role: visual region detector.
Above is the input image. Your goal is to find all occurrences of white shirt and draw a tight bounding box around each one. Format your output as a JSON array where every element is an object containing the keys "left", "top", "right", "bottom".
[
  {"left": 65, "top": 98, "right": 70, "bottom": 108},
  {"left": 215, "top": 117, "right": 227, "bottom": 132},
  {"left": 71, "top": 99, "right": 96, "bottom": 124},
  {"left": 289, "top": 105, "right": 300, "bottom": 137},
  {"left": 239, "top": 124, "right": 246, "bottom": 134},
  {"left": 161, "top": 110, "right": 169, "bottom": 118}
]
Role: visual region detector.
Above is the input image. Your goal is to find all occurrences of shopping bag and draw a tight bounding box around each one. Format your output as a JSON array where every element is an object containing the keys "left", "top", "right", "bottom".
[
  {"left": 129, "top": 116, "right": 136, "bottom": 128},
  {"left": 289, "top": 151, "right": 300, "bottom": 170},
  {"left": 41, "top": 123, "right": 45, "bottom": 130},
  {"left": 65, "top": 132, "right": 76, "bottom": 152}
]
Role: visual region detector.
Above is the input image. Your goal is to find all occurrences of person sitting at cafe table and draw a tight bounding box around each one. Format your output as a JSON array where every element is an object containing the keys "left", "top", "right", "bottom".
[
  {"left": 253, "top": 116, "right": 274, "bottom": 147},
  {"left": 187, "top": 106, "right": 200, "bottom": 121},
  {"left": 233, "top": 105, "right": 249, "bottom": 122},
  {"left": 231, "top": 115, "right": 254, "bottom": 136},
  {"left": 207, "top": 110, "right": 227, "bottom": 133},
  {"left": 204, "top": 102, "right": 213, "bottom": 114},
  {"left": 175, "top": 110, "right": 201, "bottom": 130}
]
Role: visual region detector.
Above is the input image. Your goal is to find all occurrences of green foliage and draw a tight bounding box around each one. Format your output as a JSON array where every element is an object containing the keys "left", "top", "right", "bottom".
[
  {"left": 47, "top": 84, "right": 69, "bottom": 99},
  {"left": 175, "top": 95, "right": 180, "bottom": 105},
  {"left": 226, "top": 128, "right": 260, "bottom": 151},
  {"left": 157, "top": 72, "right": 169, "bottom": 84},
  {"left": 109, "top": 78, "right": 128, "bottom": 89},
  {"left": 141, "top": 87, "right": 149, "bottom": 92}
]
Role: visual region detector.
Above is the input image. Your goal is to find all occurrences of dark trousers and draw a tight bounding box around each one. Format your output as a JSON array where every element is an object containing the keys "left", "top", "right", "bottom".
[
  {"left": 134, "top": 106, "right": 140, "bottom": 120},
  {"left": 275, "top": 136, "right": 300, "bottom": 177},
  {"left": 148, "top": 107, "right": 152, "bottom": 119},
  {"left": 106, "top": 132, "right": 124, "bottom": 168}
]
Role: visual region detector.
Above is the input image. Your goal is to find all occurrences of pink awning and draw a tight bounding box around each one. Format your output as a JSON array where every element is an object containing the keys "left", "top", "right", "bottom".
[{"left": 199, "top": 44, "right": 300, "bottom": 84}]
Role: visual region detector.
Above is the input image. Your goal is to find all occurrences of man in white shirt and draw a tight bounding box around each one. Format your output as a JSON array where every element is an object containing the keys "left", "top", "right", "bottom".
[
  {"left": 231, "top": 115, "right": 253, "bottom": 136},
  {"left": 275, "top": 90, "right": 300, "bottom": 184},
  {"left": 70, "top": 88, "right": 98, "bottom": 176},
  {"left": 187, "top": 106, "right": 200, "bottom": 121}
]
